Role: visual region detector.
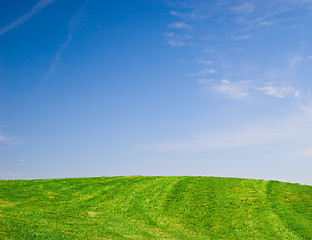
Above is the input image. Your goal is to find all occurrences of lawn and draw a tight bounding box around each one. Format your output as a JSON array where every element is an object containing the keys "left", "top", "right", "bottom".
[{"left": 1, "top": 176, "right": 312, "bottom": 239}]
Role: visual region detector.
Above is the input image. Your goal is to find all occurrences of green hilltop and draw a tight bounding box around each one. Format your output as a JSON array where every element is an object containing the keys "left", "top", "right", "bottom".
[{"left": 1, "top": 176, "right": 312, "bottom": 239}]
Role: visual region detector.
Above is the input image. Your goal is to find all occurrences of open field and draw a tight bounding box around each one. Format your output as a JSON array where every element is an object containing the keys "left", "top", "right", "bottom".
[{"left": 1, "top": 176, "right": 312, "bottom": 239}]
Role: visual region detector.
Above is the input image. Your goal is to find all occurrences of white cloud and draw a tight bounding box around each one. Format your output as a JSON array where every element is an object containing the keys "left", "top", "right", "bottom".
[
  {"left": 0, "top": 0, "right": 57, "bottom": 36},
  {"left": 233, "top": 13, "right": 275, "bottom": 30},
  {"left": 165, "top": 33, "right": 193, "bottom": 47},
  {"left": 232, "top": 2, "right": 254, "bottom": 14},
  {"left": 259, "top": 21, "right": 273, "bottom": 26},
  {"left": 234, "top": 35, "right": 251, "bottom": 40},
  {"left": 168, "top": 22, "right": 191, "bottom": 29},
  {"left": 143, "top": 121, "right": 296, "bottom": 152},
  {"left": 256, "top": 85, "right": 300, "bottom": 99},
  {"left": 167, "top": 39, "right": 185, "bottom": 47},
  {"left": 0, "top": 134, "right": 5, "bottom": 142},
  {"left": 192, "top": 68, "right": 217, "bottom": 76},
  {"left": 0, "top": 125, "right": 16, "bottom": 145},
  {"left": 0, "top": 133, "right": 16, "bottom": 144},
  {"left": 202, "top": 48, "right": 216, "bottom": 54},
  {"left": 288, "top": 54, "right": 302, "bottom": 69},
  {"left": 38, "top": 33, "right": 72, "bottom": 90},
  {"left": 164, "top": 32, "right": 174, "bottom": 38},
  {"left": 170, "top": 10, "right": 180, "bottom": 16},
  {"left": 212, "top": 79, "right": 249, "bottom": 99},
  {"left": 142, "top": 104, "right": 312, "bottom": 153},
  {"left": 35, "top": 3, "right": 86, "bottom": 92},
  {"left": 165, "top": 31, "right": 193, "bottom": 48},
  {"left": 200, "top": 77, "right": 301, "bottom": 101}
]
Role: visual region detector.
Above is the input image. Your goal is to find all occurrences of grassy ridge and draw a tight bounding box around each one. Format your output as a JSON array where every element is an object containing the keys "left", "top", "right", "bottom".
[{"left": 0, "top": 176, "right": 312, "bottom": 239}]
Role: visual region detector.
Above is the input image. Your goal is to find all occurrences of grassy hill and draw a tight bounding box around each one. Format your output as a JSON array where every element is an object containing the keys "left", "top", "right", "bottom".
[{"left": 1, "top": 176, "right": 312, "bottom": 239}]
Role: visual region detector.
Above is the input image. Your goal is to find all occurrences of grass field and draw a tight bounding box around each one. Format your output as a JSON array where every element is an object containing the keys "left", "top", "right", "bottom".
[{"left": 1, "top": 176, "right": 312, "bottom": 239}]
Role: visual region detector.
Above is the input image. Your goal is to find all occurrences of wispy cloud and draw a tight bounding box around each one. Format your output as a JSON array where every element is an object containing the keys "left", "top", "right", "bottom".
[
  {"left": 142, "top": 121, "right": 296, "bottom": 153},
  {"left": 170, "top": 10, "right": 180, "bottom": 17},
  {"left": 167, "top": 2, "right": 311, "bottom": 103},
  {"left": 142, "top": 104, "right": 312, "bottom": 153},
  {"left": 36, "top": 2, "right": 86, "bottom": 92},
  {"left": 0, "top": 0, "right": 57, "bottom": 36},
  {"left": 0, "top": 125, "right": 16, "bottom": 145},
  {"left": 144, "top": 126, "right": 290, "bottom": 152},
  {"left": 168, "top": 22, "right": 191, "bottom": 29},
  {"left": 0, "top": 133, "right": 17, "bottom": 145},
  {"left": 211, "top": 79, "right": 249, "bottom": 99},
  {"left": 165, "top": 32, "right": 193, "bottom": 48},
  {"left": 257, "top": 85, "right": 300, "bottom": 99},
  {"left": 206, "top": 69, "right": 217, "bottom": 74},
  {"left": 202, "top": 48, "right": 216, "bottom": 54},
  {"left": 0, "top": 134, "right": 5, "bottom": 142},
  {"left": 288, "top": 54, "right": 302, "bottom": 69},
  {"left": 233, "top": 35, "right": 251, "bottom": 40},
  {"left": 37, "top": 33, "right": 72, "bottom": 90},
  {"left": 234, "top": 14, "right": 274, "bottom": 29},
  {"left": 203, "top": 79, "right": 301, "bottom": 100},
  {"left": 166, "top": 39, "right": 185, "bottom": 47},
  {"left": 232, "top": 2, "right": 254, "bottom": 14},
  {"left": 192, "top": 68, "right": 217, "bottom": 77},
  {"left": 164, "top": 32, "right": 174, "bottom": 38}
]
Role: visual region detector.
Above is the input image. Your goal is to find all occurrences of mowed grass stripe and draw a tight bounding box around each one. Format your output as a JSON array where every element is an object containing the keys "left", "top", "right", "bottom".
[{"left": 0, "top": 176, "right": 312, "bottom": 239}]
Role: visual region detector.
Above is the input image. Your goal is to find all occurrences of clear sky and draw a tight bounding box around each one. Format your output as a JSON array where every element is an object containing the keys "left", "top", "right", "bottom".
[{"left": 1, "top": 0, "right": 312, "bottom": 185}]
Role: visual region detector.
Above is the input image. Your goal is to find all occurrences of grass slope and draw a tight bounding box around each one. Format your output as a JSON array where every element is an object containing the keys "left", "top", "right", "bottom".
[{"left": 1, "top": 176, "right": 312, "bottom": 239}]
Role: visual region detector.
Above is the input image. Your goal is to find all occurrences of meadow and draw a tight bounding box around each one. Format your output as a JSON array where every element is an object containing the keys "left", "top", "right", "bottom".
[{"left": 1, "top": 176, "right": 312, "bottom": 239}]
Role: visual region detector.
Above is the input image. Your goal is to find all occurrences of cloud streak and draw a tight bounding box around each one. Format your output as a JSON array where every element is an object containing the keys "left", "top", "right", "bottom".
[
  {"left": 0, "top": 133, "right": 17, "bottom": 145},
  {"left": 232, "top": 2, "right": 254, "bottom": 14},
  {"left": 288, "top": 54, "right": 302, "bottom": 69},
  {"left": 168, "top": 22, "right": 191, "bottom": 29},
  {"left": 257, "top": 85, "right": 300, "bottom": 99},
  {"left": 192, "top": 68, "right": 217, "bottom": 77},
  {"left": 0, "top": 0, "right": 57, "bottom": 36},
  {"left": 37, "top": 33, "right": 72, "bottom": 90},
  {"left": 144, "top": 126, "right": 291, "bottom": 152},
  {"left": 142, "top": 104, "right": 312, "bottom": 153},
  {"left": 167, "top": 39, "right": 185, "bottom": 47},
  {"left": 234, "top": 35, "right": 251, "bottom": 40},
  {"left": 212, "top": 80, "right": 249, "bottom": 99},
  {"left": 199, "top": 78, "right": 301, "bottom": 100},
  {"left": 0, "top": 125, "right": 16, "bottom": 146},
  {"left": 36, "top": 2, "right": 86, "bottom": 92},
  {"left": 0, "top": 134, "right": 5, "bottom": 142}
]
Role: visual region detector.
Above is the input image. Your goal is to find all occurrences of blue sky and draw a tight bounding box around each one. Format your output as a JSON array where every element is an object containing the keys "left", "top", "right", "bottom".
[{"left": 1, "top": 0, "right": 312, "bottom": 185}]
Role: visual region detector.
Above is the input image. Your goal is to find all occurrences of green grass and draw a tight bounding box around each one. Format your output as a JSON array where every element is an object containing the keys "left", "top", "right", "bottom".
[{"left": 1, "top": 176, "right": 312, "bottom": 239}]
